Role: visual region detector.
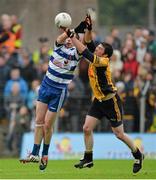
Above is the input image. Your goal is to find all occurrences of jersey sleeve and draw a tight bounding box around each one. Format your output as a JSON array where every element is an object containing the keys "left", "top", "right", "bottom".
[
  {"left": 54, "top": 41, "right": 64, "bottom": 50},
  {"left": 86, "top": 40, "right": 96, "bottom": 53}
]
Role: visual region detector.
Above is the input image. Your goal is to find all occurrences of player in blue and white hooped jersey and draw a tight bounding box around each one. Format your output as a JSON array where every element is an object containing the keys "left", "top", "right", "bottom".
[{"left": 20, "top": 30, "right": 81, "bottom": 170}]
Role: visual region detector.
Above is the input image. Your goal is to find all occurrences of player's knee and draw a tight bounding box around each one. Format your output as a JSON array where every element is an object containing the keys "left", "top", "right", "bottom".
[
  {"left": 35, "top": 117, "right": 44, "bottom": 124},
  {"left": 114, "top": 131, "right": 125, "bottom": 140},
  {"left": 44, "top": 122, "right": 52, "bottom": 131},
  {"left": 83, "top": 125, "right": 92, "bottom": 135}
]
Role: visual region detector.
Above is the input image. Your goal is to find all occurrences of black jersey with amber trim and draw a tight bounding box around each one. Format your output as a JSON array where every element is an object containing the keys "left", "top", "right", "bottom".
[{"left": 88, "top": 55, "right": 117, "bottom": 100}]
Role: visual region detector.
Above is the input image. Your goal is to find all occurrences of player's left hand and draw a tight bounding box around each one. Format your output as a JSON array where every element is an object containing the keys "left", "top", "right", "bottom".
[{"left": 85, "top": 14, "right": 92, "bottom": 31}]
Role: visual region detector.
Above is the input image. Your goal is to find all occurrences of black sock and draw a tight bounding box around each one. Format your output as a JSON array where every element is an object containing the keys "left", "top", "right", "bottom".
[
  {"left": 132, "top": 148, "right": 142, "bottom": 159},
  {"left": 84, "top": 151, "right": 93, "bottom": 161}
]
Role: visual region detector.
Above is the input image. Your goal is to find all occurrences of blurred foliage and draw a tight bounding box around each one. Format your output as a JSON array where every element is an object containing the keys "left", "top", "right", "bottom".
[{"left": 98, "top": 0, "right": 155, "bottom": 26}]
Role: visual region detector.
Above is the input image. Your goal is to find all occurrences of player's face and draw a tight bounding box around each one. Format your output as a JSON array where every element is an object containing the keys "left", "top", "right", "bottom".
[
  {"left": 94, "top": 44, "right": 105, "bottom": 57},
  {"left": 65, "top": 38, "right": 73, "bottom": 48}
]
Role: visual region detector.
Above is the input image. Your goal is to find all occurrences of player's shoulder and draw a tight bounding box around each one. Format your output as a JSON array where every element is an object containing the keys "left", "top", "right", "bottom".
[{"left": 93, "top": 55, "right": 109, "bottom": 65}]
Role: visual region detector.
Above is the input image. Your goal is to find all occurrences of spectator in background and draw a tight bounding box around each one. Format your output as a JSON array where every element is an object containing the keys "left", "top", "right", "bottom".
[
  {"left": 4, "top": 68, "right": 28, "bottom": 100},
  {"left": 36, "top": 59, "right": 49, "bottom": 81},
  {"left": 111, "top": 27, "right": 121, "bottom": 50},
  {"left": 4, "top": 82, "right": 25, "bottom": 152},
  {"left": 123, "top": 88, "right": 139, "bottom": 132},
  {"left": 14, "top": 106, "right": 30, "bottom": 154},
  {"left": 11, "top": 14, "right": 22, "bottom": 49},
  {"left": 27, "top": 79, "right": 40, "bottom": 111},
  {"left": 105, "top": 35, "right": 114, "bottom": 46},
  {"left": 19, "top": 48, "right": 37, "bottom": 87},
  {"left": 138, "top": 52, "right": 153, "bottom": 81},
  {"left": 125, "top": 32, "right": 134, "bottom": 41},
  {"left": 123, "top": 50, "right": 139, "bottom": 79},
  {"left": 0, "top": 54, "right": 10, "bottom": 120},
  {"left": 0, "top": 45, "right": 18, "bottom": 68},
  {"left": 59, "top": 75, "right": 88, "bottom": 132},
  {"left": 112, "top": 69, "right": 123, "bottom": 83},
  {"left": 110, "top": 50, "right": 123, "bottom": 73},
  {"left": 123, "top": 72, "right": 134, "bottom": 93},
  {"left": 134, "top": 27, "right": 142, "bottom": 48},
  {"left": 143, "top": 73, "right": 155, "bottom": 132},
  {"left": 116, "top": 81, "right": 139, "bottom": 132},
  {"left": 136, "top": 37, "right": 147, "bottom": 64},
  {"left": 142, "top": 28, "right": 149, "bottom": 41},
  {"left": 27, "top": 79, "right": 40, "bottom": 131},
  {"left": 147, "top": 30, "right": 156, "bottom": 60},
  {"left": 32, "top": 37, "right": 52, "bottom": 65},
  {"left": 0, "top": 14, "right": 16, "bottom": 54},
  {"left": 121, "top": 39, "right": 136, "bottom": 62}
]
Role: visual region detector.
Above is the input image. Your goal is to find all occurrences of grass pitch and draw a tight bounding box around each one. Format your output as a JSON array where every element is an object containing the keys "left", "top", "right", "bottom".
[{"left": 0, "top": 159, "right": 155, "bottom": 179}]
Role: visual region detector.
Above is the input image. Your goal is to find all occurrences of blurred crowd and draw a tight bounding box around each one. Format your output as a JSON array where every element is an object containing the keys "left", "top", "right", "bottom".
[{"left": 0, "top": 14, "right": 156, "bottom": 155}]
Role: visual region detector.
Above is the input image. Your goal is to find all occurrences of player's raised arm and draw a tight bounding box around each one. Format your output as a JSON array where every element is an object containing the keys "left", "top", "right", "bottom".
[
  {"left": 56, "top": 30, "right": 68, "bottom": 46},
  {"left": 65, "top": 29, "right": 94, "bottom": 62},
  {"left": 84, "top": 15, "right": 96, "bottom": 53},
  {"left": 84, "top": 14, "right": 92, "bottom": 43}
]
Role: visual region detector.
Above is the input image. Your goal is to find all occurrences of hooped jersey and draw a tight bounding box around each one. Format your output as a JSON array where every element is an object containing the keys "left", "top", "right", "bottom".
[{"left": 44, "top": 43, "right": 80, "bottom": 88}]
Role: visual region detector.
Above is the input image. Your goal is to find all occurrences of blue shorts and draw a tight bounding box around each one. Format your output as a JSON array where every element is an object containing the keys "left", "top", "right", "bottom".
[{"left": 37, "top": 81, "right": 67, "bottom": 112}]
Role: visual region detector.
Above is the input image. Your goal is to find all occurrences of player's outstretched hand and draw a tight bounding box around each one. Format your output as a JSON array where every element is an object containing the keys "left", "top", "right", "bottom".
[
  {"left": 85, "top": 14, "right": 92, "bottom": 31},
  {"left": 74, "top": 21, "right": 87, "bottom": 34}
]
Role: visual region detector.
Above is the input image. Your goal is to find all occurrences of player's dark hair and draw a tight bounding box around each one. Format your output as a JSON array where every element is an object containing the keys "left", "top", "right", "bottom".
[{"left": 101, "top": 42, "right": 113, "bottom": 58}]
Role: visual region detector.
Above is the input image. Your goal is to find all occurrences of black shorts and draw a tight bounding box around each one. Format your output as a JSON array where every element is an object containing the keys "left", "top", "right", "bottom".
[{"left": 87, "top": 94, "right": 123, "bottom": 127}]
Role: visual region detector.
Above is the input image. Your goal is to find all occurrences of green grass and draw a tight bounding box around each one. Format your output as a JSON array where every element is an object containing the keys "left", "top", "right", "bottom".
[{"left": 0, "top": 159, "right": 156, "bottom": 179}]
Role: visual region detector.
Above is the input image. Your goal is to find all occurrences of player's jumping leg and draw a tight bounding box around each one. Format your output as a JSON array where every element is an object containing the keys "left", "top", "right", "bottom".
[
  {"left": 112, "top": 124, "right": 144, "bottom": 173},
  {"left": 39, "top": 110, "right": 57, "bottom": 170},
  {"left": 74, "top": 115, "right": 97, "bottom": 169},
  {"left": 20, "top": 101, "right": 48, "bottom": 163}
]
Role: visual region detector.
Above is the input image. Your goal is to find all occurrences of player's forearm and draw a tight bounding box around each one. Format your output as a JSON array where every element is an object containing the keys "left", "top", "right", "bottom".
[
  {"left": 84, "top": 29, "right": 92, "bottom": 43},
  {"left": 56, "top": 32, "right": 68, "bottom": 44},
  {"left": 71, "top": 36, "right": 94, "bottom": 62},
  {"left": 71, "top": 36, "right": 86, "bottom": 53}
]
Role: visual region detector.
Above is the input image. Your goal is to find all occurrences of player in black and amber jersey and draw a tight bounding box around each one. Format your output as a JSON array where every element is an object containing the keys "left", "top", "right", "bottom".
[{"left": 64, "top": 15, "right": 144, "bottom": 174}]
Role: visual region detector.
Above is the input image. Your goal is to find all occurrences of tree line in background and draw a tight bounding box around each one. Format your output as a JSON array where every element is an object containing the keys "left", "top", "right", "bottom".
[{"left": 98, "top": 0, "right": 155, "bottom": 26}]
